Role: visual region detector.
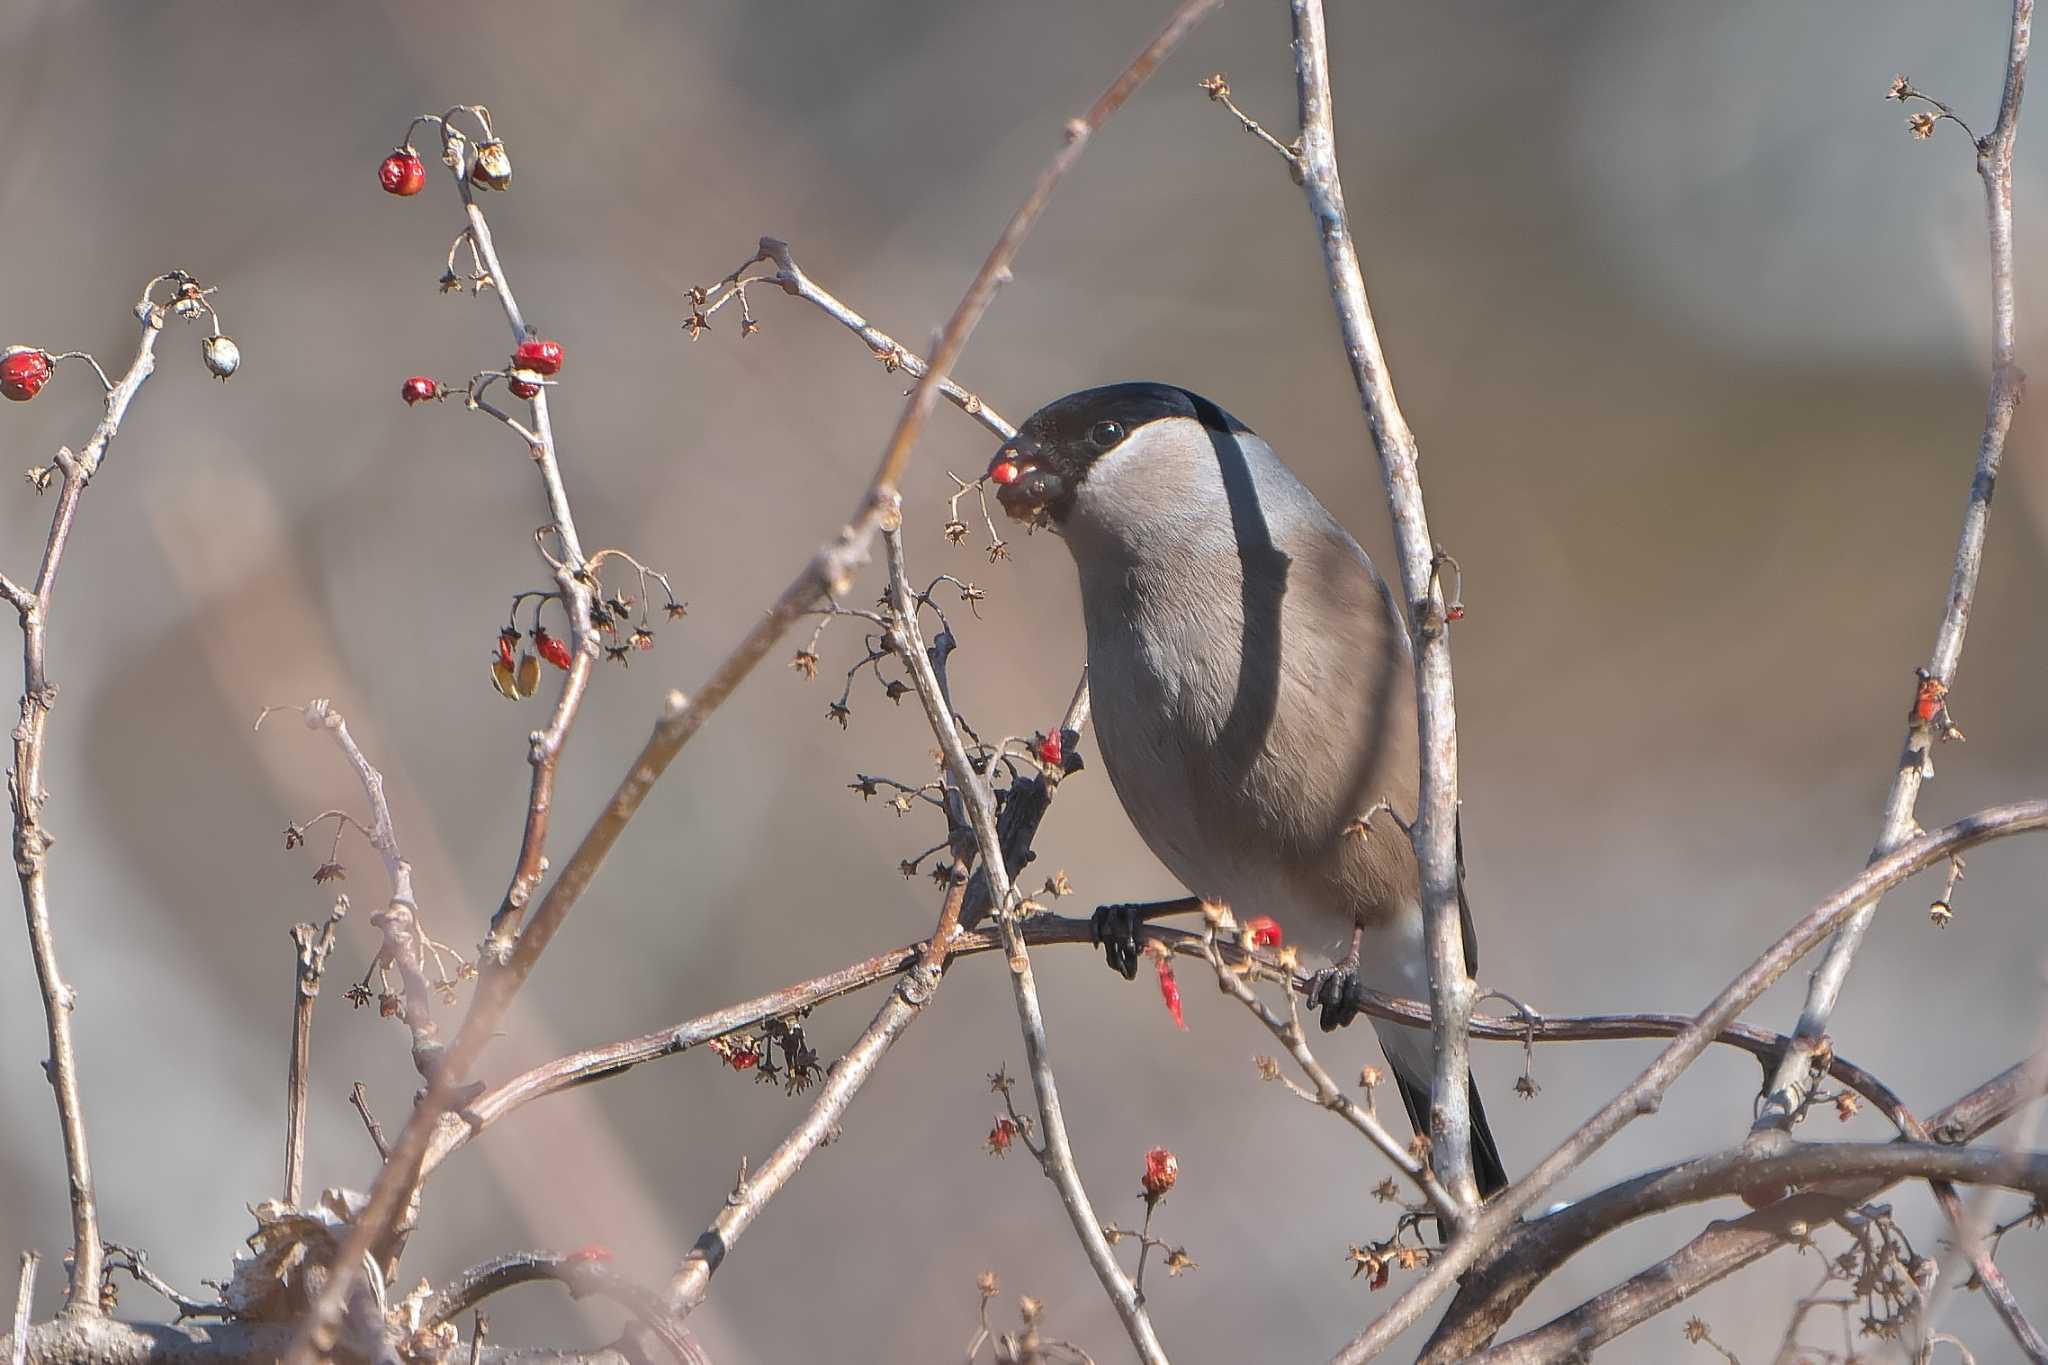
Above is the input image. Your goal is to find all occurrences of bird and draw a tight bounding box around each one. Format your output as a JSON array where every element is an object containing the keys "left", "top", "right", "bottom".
[{"left": 985, "top": 380, "right": 1507, "bottom": 1197}]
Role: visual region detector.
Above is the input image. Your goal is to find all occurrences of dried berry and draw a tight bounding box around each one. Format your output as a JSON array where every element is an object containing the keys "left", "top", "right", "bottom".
[
  {"left": 1035, "top": 731, "right": 1063, "bottom": 768},
  {"left": 987, "top": 1116, "right": 1018, "bottom": 1156},
  {"left": 1244, "top": 914, "right": 1283, "bottom": 949},
  {"left": 379, "top": 149, "right": 428, "bottom": 196},
  {"left": 0, "top": 347, "right": 51, "bottom": 402},
  {"left": 202, "top": 334, "right": 240, "bottom": 380},
  {"left": 470, "top": 139, "right": 513, "bottom": 191},
  {"left": 1153, "top": 948, "right": 1185, "bottom": 1030},
  {"left": 513, "top": 337, "right": 565, "bottom": 376},
  {"left": 401, "top": 376, "right": 442, "bottom": 406},
  {"left": 532, "top": 626, "right": 574, "bottom": 670},
  {"left": 1142, "top": 1146, "right": 1179, "bottom": 1199}
]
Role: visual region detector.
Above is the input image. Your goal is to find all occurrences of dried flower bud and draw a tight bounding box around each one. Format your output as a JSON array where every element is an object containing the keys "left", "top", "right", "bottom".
[
  {"left": 976, "top": 1270, "right": 999, "bottom": 1298},
  {"left": 1908, "top": 111, "right": 1937, "bottom": 139}
]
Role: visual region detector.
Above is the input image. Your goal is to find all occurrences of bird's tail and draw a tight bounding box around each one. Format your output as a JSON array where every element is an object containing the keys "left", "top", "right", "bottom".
[{"left": 1392, "top": 1068, "right": 1510, "bottom": 1198}]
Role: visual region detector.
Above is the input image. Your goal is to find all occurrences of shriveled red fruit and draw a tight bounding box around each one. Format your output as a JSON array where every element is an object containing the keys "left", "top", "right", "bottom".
[
  {"left": 0, "top": 347, "right": 51, "bottom": 402},
  {"left": 1154, "top": 949, "right": 1185, "bottom": 1030},
  {"left": 401, "top": 376, "right": 441, "bottom": 406},
  {"left": 1035, "top": 731, "right": 1062, "bottom": 767},
  {"left": 989, "top": 459, "right": 1021, "bottom": 485},
  {"left": 1142, "top": 1147, "right": 1179, "bottom": 1198},
  {"left": 533, "top": 626, "right": 573, "bottom": 670},
  {"left": 507, "top": 368, "right": 544, "bottom": 400},
  {"left": 513, "top": 337, "right": 565, "bottom": 375},
  {"left": 379, "top": 149, "right": 427, "bottom": 197},
  {"left": 1244, "top": 915, "right": 1283, "bottom": 949}
]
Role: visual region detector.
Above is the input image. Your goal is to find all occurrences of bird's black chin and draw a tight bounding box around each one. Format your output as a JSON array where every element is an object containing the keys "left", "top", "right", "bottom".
[{"left": 994, "top": 467, "right": 1065, "bottom": 524}]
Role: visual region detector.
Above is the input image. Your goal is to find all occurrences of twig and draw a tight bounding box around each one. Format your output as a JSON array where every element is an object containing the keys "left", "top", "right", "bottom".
[
  {"left": 1198, "top": 931, "right": 1458, "bottom": 1220},
  {"left": 1755, "top": 0, "right": 2033, "bottom": 1130},
  {"left": 1429, "top": 1052, "right": 2048, "bottom": 1362},
  {"left": 699, "top": 238, "right": 1016, "bottom": 442},
  {"left": 426, "top": 1252, "right": 704, "bottom": 1365},
  {"left": 11, "top": 1253, "right": 36, "bottom": 1365},
  {"left": 283, "top": 9, "right": 1214, "bottom": 1358},
  {"left": 883, "top": 517, "right": 1167, "bottom": 1362},
  {"left": 1329, "top": 799, "right": 2048, "bottom": 1363},
  {"left": 1287, "top": 0, "right": 1479, "bottom": 1213},
  {"left": 349, "top": 1083, "right": 390, "bottom": 1160},
  {"left": 417, "top": 915, "right": 1926, "bottom": 1187},
  {"left": 7, "top": 276, "right": 191, "bottom": 1313},
  {"left": 285, "top": 900, "right": 346, "bottom": 1206}
]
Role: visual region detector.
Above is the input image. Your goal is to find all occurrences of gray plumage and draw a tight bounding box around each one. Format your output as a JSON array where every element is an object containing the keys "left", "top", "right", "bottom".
[{"left": 990, "top": 382, "right": 1505, "bottom": 1196}]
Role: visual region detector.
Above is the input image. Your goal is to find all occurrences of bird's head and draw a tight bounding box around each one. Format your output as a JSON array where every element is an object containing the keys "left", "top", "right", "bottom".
[{"left": 986, "top": 382, "right": 1250, "bottom": 531}]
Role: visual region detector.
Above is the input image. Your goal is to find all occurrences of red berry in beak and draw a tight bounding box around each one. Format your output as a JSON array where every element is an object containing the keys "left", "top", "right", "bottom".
[
  {"left": 990, "top": 459, "right": 1021, "bottom": 485},
  {"left": 0, "top": 347, "right": 51, "bottom": 402},
  {"left": 513, "top": 337, "right": 565, "bottom": 376},
  {"left": 379, "top": 150, "right": 427, "bottom": 196}
]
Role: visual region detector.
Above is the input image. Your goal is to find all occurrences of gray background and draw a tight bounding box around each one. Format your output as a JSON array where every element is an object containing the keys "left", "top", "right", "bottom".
[{"left": 0, "top": 2, "right": 2044, "bottom": 1361}]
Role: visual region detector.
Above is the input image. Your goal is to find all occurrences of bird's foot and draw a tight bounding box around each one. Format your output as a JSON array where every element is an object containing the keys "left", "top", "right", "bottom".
[
  {"left": 1090, "top": 903, "right": 1147, "bottom": 980},
  {"left": 1306, "top": 962, "right": 1367, "bottom": 1031}
]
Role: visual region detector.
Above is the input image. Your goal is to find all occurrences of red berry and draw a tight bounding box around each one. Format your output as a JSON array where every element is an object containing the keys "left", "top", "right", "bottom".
[
  {"left": 401, "top": 376, "right": 441, "bottom": 406},
  {"left": 379, "top": 149, "right": 427, "bottom": 197},
  {"left": 1142, "top": 1147, "right": 1179, "bottom": 1198},
  {"left": 1, "top": 347, "right": 51, "bottom": 402},
  {"left": 1035, "top": 731, "right": 1062, "bottom": 768},
  {"left": 989, "top": 459, "right": 1021, "bottom": 485},
  {"left": 987, "top": 1116, "right": 1017, "bottom": 1156},
  {"left": 1153, "top": 950, "right": 1186, "bottom": 1031},
  {"left": 533, "top": 626, "right": 573, "bottom": 670},
  {"left": 507, "top": 368, "right": 544, "bottom": 400},
  {"left": 1445, "top": 604, "right": 1464, "bottom": 622},
  {"left": 513, "top": 337, "right": 565, "bottom": 376},
  {"left": 1244, "top": 915, "right": 1283, "bottom": 949}
]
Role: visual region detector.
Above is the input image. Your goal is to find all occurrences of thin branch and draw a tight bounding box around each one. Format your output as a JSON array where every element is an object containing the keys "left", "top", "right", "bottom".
[
  {"left": 427, "top": 1252, "right": 704, "bottom": 1365},
  {"left": 1288, "top": 0, "right": 1478, "bottom": 1213},
  {"left": 284, "top": 901, "right": 346, "bottom": 1206},
  {"left": 1199, "top": 931, "right": 1458, "bottom": 1220},
  {"left": 3, "top": 1314, "right": 640, "bottom": 1365},
  {"left": 9, "top": 277, "right": 186, "bottom": 1313},
  {"left": 283, "top": 9, "right": 1214, "bottom": 1357},
  {"left": 883, "top": 515, "right": 1167, "bottom": 1363},
  {"left": 418, "top": 916, "right": 1925, "bottom": 1187},
  {"left": 348, "top": 1083, "right": 390, "bottom": 1160},
  {"left": 1755, "top": 0, "right": 2033, "bottom": 1130},
  {"left": 11, "top": 1254, "right": 35, "bottom": 1365},
  {"left": 1329, "top": 798, "right": 2048, "bottom": 1363}
]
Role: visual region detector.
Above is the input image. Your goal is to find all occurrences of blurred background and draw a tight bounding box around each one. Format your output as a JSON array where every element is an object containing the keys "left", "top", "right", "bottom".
[{"left": 1, "top": 1, "right": 2044, "bottom": 1361}]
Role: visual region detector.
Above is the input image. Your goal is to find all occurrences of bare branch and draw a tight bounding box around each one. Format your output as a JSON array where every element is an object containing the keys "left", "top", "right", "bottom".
[
  {"left": 1287, "top": 0, "right": 1478, "bottom": 1212},
  {"left": 12, "top": 1254, "right": 36, "bottom": 1365},
  {"left": 883, "top": 515, "right": 1166, "bottom": 1362},
  {"left": 428, "top": 1252, "right": 704, "bottom": 1365},
  {"left": 284, "top": 901, "right": 346, "bottom": 1206},
  {"left": 1330, "top": 798, "right": 2048, "bottom": 1363},
  {"left": 8, "top": 275, "right": 198, "bottom": 1313},
  {"left": 1756, "top": 0, "right": 2033, "bottom": 1131},
  {"left": 348, "top": 1083, "right": 390, "bottom": 1161}
]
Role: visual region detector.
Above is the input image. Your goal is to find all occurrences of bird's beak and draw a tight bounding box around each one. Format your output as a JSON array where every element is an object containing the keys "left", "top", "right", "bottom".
[{"left": 988, "top": 437, "right": 1063, "bottom": 523}]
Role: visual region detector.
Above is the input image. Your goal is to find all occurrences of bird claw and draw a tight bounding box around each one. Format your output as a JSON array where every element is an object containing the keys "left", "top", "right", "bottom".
[
  {"left": 1090, "top": 903, "right": 1145, "bottom": 980},
  {"left": 1306, "top": 963, "right": 1365, "bottom": 1031}
]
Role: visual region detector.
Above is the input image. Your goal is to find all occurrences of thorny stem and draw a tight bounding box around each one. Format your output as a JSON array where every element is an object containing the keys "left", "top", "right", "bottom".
[
  {"left": 284, "top": 903, "right": 346, "bottom": 1206},
  {"left": 1756, "top": 0, "right": 2032, "bottom": 1131},
  {"left": 285, "top": 8, "right": 1213, "bottom": 1354},
  {"left": 9, "top": 286, "right": 175, "bottom": 1313},
  {"left": 1288, "top": 0, "right": 1479, "bottom": 1214},
  {"left": 884, "top": 515, "right": 1168, "bottom": 1364},
  {"left": 1329, "top": 799, "right": 2048, "bottom": 1363}
]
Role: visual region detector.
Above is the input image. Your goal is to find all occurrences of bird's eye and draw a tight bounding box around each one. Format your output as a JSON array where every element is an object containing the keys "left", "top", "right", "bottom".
[{"left": 1089, "top": 419, "right": 1125, "bottom": 448}]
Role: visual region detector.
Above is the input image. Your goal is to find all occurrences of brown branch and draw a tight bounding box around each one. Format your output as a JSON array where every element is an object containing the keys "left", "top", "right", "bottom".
[
  {"left": 1423, "top": 1052, "right": 2048, "bottom": 1362},
  {"left": 1756, "top": 0, "right": 2033, "bottom": 1131},
  {"left": 11, "top": 1254, "right": 35, "bottom": 1365},
  {"left": 2, "top": 1315, "right": 638, "bottom": 1365},
  {"left": 7, "top": 273, "right": 213, "bottom": 1313},
  {"left": 418, "top": 917, "right": 1924, "bottom": 1189},
  {"left": 284, "top": 901, "right": 346, "bottom": 1206},
  {"left": 1287, "top": 0, "right": 1478, "bottom": 1213},
  {"left": 427, "top": 1252, "right": 705, "bottom": 1365},
  {"left": 349, "top": 1083, "right": 390, "bottom": 1160},
  {"left": 1329, "top": 799, "right": 2048, "bottom": 1363}
]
